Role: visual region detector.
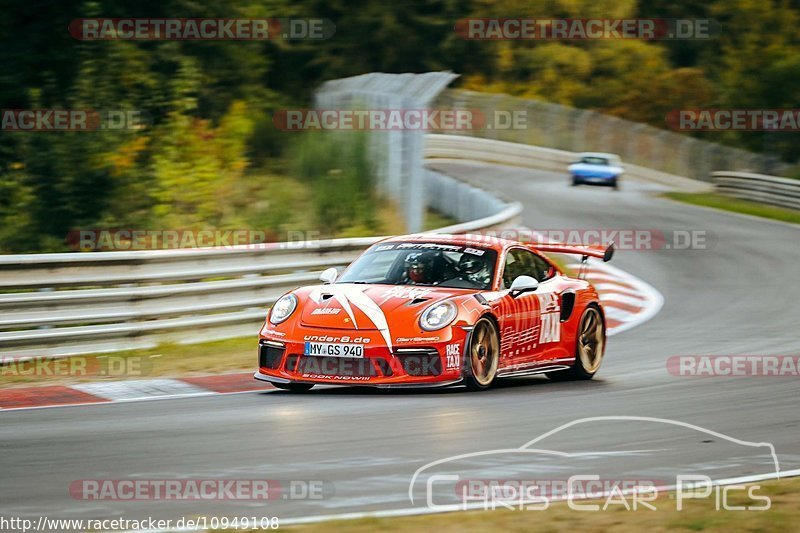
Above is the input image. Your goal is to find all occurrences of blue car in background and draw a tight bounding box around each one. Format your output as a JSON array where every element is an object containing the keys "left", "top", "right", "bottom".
[{"left": 568, "top": 152, "right": 623, "bottom": 190}]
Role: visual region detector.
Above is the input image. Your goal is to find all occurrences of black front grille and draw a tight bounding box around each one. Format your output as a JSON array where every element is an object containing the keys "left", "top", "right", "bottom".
[
  {"left": 374, "top": 358, "right": 394, "bottom": 377},
  {"left": 296, "top": 356, "right": 380, "bottom": 378},
  {"left": 394, "top": 349, "right": 442, "bottom": 376},
  {"left": 259, "top": 342, "right": 285, "bottom": 369}
]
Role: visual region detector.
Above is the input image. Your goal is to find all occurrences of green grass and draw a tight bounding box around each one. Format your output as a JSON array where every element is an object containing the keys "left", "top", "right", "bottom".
[
  {"left": 277, "top": 477, "right": 800, "bottom": 533},
  {"left": 424, "top": 209, "right": 460, "bottom": 230},
  {"left": 242, "top": 172, "right": 316, "bottom": 238},
  {"left": 193, "top": 171, "right": 459, "bottom": 243},
  {"left": 664, "top": 192, "right": 800, "bottom": 225},
  {"left": 0, "top": 337, "right": 256, "bottom": 388}
]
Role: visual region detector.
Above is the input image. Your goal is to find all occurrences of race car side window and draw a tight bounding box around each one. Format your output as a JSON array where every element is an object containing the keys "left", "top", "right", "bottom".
[
  {"left": 530, "top": 252, "right": 555, "bottom": 282},
  {"left": 502, "top": 249, "right": 531, "bottom": 288},
  {"left": 502, "top": 248, "right": 554, "bottom": 288},
  {"left": 501, "top": 250, "right": 517, "bottom": 288}
]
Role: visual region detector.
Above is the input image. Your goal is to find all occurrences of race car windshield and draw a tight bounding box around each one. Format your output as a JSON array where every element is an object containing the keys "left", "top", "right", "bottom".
[
  {"left": 580, "top": 156, "right": 610, "bottom": 165},
  {"left": 337, "top": 242, "right": 498, "bottom": 290}
]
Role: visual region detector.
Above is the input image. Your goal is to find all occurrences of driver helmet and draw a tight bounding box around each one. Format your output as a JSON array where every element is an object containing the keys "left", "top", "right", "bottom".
[
  {"left": 405, "top": 251, "right": 439, "bottom": 284},
  {"left": 458, "top": 253, "right": 486, "bottom": 275}
]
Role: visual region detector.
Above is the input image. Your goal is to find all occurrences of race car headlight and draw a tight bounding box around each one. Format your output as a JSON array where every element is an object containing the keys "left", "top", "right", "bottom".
[
  {"left": 420, "top": 301, "right": 457, "bottom": 331},
  {"left": 269, "top": 294, "right": 298, "bottom": 325}
]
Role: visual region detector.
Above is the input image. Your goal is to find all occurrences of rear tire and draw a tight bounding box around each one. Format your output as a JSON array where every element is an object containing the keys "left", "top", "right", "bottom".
[
  {"left": 464, "top": 317, "right": 500, "bottom": 391},
  {"left": 571, "top": 175, "right": 580, "bottom": 186},
  {"left": 272, "top": 382, "right": 315, "bottom": 392},
  {"left": 611, "top": 179, "right": 619, "bottom": 190},
  {"left": 547, "top": 305, "right": 605, "bottom": 381}
]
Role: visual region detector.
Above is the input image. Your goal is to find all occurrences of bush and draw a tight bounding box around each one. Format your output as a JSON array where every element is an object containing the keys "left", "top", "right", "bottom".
[{"left": 289, "top": 131, "right": 380, "bottom": 235}]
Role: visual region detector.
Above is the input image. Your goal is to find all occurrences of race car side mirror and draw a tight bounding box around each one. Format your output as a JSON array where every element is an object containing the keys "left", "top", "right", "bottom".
[
  {"left": 320, "top": 267, "right": 338, "bottom": 284},
  {"left": 510, "top": 275, "right": 539, "bottom": 297}
]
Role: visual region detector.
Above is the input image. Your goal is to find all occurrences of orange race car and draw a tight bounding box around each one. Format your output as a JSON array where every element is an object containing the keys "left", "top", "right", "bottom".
[{"left": 255, "top": 233, "right": 614, "bottom": 392}]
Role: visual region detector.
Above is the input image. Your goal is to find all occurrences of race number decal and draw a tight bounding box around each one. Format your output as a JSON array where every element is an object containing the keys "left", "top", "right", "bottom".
[{"left": 537, "top": 294, "right": 561, "bottom": 344}]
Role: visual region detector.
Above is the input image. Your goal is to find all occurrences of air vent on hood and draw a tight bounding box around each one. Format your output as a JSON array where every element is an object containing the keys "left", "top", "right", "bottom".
[
  {"left": 321, "top": 293, "right": 334, "bottom": 301},
  {"left": 408, "top": 297, "right": 430, "bottom": 306}
]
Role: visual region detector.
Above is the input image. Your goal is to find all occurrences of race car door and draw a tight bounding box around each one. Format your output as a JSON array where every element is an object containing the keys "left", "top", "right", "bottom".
[
  {"left": 496, "top": 247, "right": 549, "bottom": 370},
  {"left": 527, "top": 251, "right": 567, "bottom": 362}
]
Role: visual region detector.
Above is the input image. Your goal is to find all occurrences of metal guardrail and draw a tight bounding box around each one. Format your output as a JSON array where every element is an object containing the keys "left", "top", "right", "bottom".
[
  {"left": 0, "top": 180, "right": 520, "bottom": 360},
  {"left": 436, "top": 89, "right": 792, "bottom": 180},
  {"left": 712, "top": 171, "right": 800, "bottom": 210}
]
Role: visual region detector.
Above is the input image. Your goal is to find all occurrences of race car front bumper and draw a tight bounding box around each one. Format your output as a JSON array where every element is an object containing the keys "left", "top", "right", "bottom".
[{"left": 255, "top": 331, "right": 468, "bottom": 387}]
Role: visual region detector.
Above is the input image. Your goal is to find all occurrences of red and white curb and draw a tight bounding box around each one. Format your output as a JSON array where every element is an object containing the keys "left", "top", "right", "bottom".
[
  {"left": 0, "top": 262, "right": 661, "bottom": 412},
  {"left": 0, "top": 372, "right": 273, "bottom": 412},
  {"left": 564, "top": 260, "right": 664, "bottom": 336}
]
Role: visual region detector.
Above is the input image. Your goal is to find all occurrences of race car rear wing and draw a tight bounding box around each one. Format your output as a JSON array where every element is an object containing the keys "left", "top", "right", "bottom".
[{"left": 535, "top": 242, "right": 615, "bottom": 262}]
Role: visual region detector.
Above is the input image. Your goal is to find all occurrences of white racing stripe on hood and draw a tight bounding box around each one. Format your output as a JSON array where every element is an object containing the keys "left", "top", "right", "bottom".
[
  {"left": 308, "top": 286, "right": 359, "bottom": 328},
  {"left": 336, "top": 285, "right": 393, "bottom": 350},
  {"left": 309, "top": 284, "right": 393, "bottom": 350}
]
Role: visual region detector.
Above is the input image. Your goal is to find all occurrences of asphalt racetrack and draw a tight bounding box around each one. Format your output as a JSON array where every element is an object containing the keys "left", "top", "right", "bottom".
[{"left": 2, "top": 162, "right": 799, "bottom": 524}]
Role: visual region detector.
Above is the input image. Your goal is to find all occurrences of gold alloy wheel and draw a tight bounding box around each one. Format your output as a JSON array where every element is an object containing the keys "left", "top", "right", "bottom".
[
  {"left": 578, "top": 307, "right": 605, "bottom": 374},
  {"left": 470, "top": 318, "right": 499, "bottom": 387}
]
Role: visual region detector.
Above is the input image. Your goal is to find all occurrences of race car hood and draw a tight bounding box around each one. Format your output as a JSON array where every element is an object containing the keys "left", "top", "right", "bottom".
[{"left": 297, "top": 283, "right": 468, "bottom": 330}]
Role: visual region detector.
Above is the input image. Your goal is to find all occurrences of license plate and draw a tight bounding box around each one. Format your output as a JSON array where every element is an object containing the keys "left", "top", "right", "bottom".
[{"left": 304, "top": 342, "right": 364, "bottom": 358}]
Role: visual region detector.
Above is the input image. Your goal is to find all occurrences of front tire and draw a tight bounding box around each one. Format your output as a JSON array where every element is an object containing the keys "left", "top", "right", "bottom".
[
  {"left": 571, "top": 175, "right": 580, "bottom": 186},
  {"left": 464, "top": 317, "right": 500, "bottom": 391},
  {"left": 547, "top": 305, "right": 605, "bottom": 381},
  {"left": 272, "top": 382, "right": 315, "bottom": 392}
]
